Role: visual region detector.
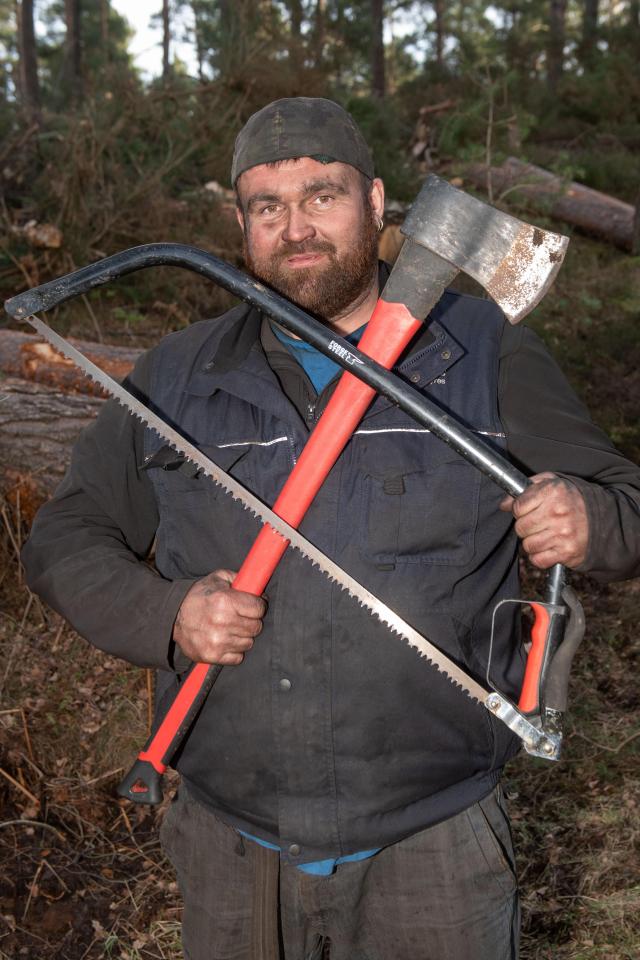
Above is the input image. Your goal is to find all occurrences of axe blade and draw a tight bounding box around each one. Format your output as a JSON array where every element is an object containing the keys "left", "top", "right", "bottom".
[{"left": 401, "top": 175, "right": 569, "bottom": 324}]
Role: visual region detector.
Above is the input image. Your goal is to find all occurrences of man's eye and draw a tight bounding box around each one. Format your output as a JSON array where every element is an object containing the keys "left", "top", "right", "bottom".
[
  {"left": 314, "top": 195, "right": 333, "bottom": 206},
  {"left": 259, "top": 204, "right": 281, "bottom": 216}
]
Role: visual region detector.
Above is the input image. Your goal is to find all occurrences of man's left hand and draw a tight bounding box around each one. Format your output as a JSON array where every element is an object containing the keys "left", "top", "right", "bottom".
[{"left": 499, "top": 472, "right": 589, "bottom": 570}]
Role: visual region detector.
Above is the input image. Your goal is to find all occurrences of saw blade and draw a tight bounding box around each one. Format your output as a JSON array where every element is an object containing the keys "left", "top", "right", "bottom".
[{"left": 26, "top": 315, "right": 490, "bottom": 705}]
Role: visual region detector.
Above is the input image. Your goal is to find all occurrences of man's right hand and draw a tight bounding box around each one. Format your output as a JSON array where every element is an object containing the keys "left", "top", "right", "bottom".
[{"left": 173, "top": 569, "right": 267, "bottom": 666}]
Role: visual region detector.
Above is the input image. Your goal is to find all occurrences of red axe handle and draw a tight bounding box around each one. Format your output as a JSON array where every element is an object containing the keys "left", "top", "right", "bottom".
[{"left": 118, "top": 300, "right": 423, "bottom": 803}]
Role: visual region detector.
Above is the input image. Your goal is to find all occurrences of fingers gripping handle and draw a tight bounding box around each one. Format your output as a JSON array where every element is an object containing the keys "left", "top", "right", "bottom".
[{"left": 118, "top": 300, "right": 424, "bottom": 803}]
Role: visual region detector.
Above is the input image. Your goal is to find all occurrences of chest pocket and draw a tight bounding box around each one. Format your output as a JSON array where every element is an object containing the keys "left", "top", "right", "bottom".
[
  {"left": 359, "top": 453, "right": 481, "bottom": 567},
  {"left": 143, "top": 442, "right": 263, "bottom": 578}
]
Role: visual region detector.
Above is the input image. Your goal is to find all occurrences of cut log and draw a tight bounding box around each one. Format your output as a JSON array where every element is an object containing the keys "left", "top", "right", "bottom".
[
  {"left": 0, "top": 329, "right": 142, "bottom": 396},
  {"left": 0, "top": 377, "right": 106, "bottom": 513},
  {"left": 0, "top": 332, "right": 143, "bottom": 510},
  {"left": 463, "top": 157, "right": 635, "bottom": 251}
]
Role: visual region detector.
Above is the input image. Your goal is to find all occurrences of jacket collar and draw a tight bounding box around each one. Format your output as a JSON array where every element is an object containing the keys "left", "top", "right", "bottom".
[{"left": 184, "top": 266, "right": 466, "bottom": 422}]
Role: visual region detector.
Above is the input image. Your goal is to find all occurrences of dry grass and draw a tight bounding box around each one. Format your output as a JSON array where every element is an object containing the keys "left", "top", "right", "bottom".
[{"left": 0, "top": 495, "right": 184, "bottom": 959}]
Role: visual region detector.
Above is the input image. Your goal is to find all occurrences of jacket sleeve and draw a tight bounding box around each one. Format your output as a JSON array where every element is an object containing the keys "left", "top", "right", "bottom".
[
  {"left": 499, "top": 323, "right": 640, "bottom": 582},
  {"left": 20, "top": 350, "right": 194, "bottom": 669}
]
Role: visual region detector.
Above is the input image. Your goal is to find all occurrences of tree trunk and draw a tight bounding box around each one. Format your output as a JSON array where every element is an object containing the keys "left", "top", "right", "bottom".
[
  {"left": 630, "top": 0, "right": 640, "bottom": 45},
  {"left": 16, "top": 0, "right": 40, "bottom": 123},
  {"left": 288, "top": 0, "right": 303, "bottom": 71},
  {"left": 162, "top": 0, "right": 171, "bottom": 83},
  {"left": 371, "top": 0, "right": 385, "bottom": 98},
  {"left": 100, "top": 0, "right": 110, "bottom": 61},
  {"left": 433, "top": 0, "right": 445, "bottom": 71},
  {"left": 313, "top": 0, "right": 326, "bottom": 68},
  {"left": 464, "top": 157, "right": 636, "bottom": 252},
  {"left": 192, "top": 1, "right": 205, "bottom": 81},
  {"left": 580, "top": 0, "right": 599, "bottom": 64},
  {"left": 547, "top": 0, "right": 567, "bottom": 93},
  {"left": 218, "top": 0, "right": 255, "bottom": 78},
  {"left": 64, "top": 0, "right": 83, "bottom": 103},
  {"left": 0, "top": 330, "right": 141, "bottom": 396}
]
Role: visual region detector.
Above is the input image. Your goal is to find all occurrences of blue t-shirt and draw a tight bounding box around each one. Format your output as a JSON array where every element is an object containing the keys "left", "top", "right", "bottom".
[{"left": 272, "top": 322, "right": 366, "bottom": 394}]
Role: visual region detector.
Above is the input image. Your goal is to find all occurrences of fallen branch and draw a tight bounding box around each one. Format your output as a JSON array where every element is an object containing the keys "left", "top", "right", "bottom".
[{"left": 463, "top": 157, "right": 635, "bottom": 251}]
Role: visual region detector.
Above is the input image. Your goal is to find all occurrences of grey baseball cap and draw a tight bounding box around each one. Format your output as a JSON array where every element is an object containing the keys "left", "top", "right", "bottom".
[{"left": 231, "top": 97, "right": 375, "bottom": 186}]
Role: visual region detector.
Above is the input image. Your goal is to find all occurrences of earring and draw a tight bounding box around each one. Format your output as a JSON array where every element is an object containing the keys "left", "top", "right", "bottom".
[{"left": 376, "top": 215, "right": 384, "bottom": 233}]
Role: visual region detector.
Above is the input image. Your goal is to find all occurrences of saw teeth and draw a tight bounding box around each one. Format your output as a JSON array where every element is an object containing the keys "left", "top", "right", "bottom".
[{"left": 27, "top": 312, "right": 490, "bottom": 710}]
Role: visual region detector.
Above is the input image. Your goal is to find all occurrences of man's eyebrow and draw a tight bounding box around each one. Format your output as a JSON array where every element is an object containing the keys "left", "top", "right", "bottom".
[
  {"left": 301, "top": 178, "right": 349, "bottom": 196},
  {"left": 246, "top": 192, "right": 281, "bottom": 210}
]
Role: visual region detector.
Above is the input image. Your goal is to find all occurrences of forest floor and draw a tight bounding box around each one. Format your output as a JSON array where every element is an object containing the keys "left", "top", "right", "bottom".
[{"left": 0, "top": 231, "right": 639, "bottom": 959}]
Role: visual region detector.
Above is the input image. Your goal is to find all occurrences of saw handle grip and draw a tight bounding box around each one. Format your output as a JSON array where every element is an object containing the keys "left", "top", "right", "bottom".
[
  {"left": 543, "top": 586, "right": 585, "bottom": 713},
  {"left": 517, "top": 586, "right": 584, "bottom": 716},
  {"left": 518, "top": 603, "right": 563, "bottom": 714},
  {"left": 117, "top": 301, "right": 424, "bottom": 803}
]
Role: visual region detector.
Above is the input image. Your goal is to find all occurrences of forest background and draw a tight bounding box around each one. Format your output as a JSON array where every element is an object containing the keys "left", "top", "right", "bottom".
[{"left": 1, "top": 2, "right": 639, "bottom": 958}]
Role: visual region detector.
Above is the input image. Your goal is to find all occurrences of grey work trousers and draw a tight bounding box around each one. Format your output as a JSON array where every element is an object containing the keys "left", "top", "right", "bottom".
[{"left": 160, "top": 785, "right": 520, "bottom": 960}]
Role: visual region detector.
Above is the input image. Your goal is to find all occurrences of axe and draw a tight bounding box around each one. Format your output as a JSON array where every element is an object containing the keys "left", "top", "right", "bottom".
[{"left": 6, "top": 177, "right": 575, "bottom": 802}]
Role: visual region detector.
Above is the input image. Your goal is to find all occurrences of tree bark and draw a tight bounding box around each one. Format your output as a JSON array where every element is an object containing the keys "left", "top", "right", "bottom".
[
  {"left": 547, "top": 0, "right": 567, "bottom": 93},
  {"left": 371, "top": 0, "right": 385, "bottom": 98},
  {"left": 0, "top": 378, "right": 105, "bottom": 499},
  {"left": 464, "top": 157, "right": 636, "bottom": 252},
  {"left": 16, "top": 0, "right": 40, "bottom": 123},
  {"left": 64, "top": 0, "right": 83, "bottom": 103}
]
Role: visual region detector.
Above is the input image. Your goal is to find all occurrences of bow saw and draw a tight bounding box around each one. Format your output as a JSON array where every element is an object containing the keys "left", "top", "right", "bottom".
[{"left": 5, "top": 176, "right": 585, "bottom": 804}]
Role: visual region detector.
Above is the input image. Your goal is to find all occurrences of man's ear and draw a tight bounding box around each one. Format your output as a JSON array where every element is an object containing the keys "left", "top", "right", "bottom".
[
  {"left": 370, "top": 178, "right": 385, "bottom": 220},
  {"left": 236, "top": 204, "right": 245, "bottom": 233}
]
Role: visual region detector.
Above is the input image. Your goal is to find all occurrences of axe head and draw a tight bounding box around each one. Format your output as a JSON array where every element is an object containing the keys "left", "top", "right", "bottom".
[{"left": 401, "top": 175, "right": 569, "bottom": 324}]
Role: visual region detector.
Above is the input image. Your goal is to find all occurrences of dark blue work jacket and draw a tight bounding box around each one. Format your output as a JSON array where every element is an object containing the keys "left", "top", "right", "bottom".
[{"left": 143, "top": 290, "right": 523, "bottom": 865}]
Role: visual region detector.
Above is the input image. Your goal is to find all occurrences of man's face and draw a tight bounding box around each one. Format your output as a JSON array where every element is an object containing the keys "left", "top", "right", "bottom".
[{"left": 236, "top": 157, "right": 384, "bottom": 322}]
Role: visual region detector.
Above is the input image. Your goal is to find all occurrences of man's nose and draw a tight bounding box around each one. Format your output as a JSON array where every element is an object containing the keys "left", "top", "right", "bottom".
[{"left": 282, "top": 207, "right": 315, "bottom": 244}]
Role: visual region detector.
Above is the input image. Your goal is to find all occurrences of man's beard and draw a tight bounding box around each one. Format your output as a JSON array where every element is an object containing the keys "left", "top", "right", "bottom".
[{"left": 243, "top": 206, "right": 379, "bottom": 321}]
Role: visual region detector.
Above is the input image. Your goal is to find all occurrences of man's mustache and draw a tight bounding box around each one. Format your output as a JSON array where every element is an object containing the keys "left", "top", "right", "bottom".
[{"left": 273, "top": 240, "right": 337, "bottom": 261}]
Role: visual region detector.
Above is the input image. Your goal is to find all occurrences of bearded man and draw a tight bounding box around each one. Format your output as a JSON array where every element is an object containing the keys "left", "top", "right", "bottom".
[{"left": 22, "top": 99, "right": 640, "bottom": 960}]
